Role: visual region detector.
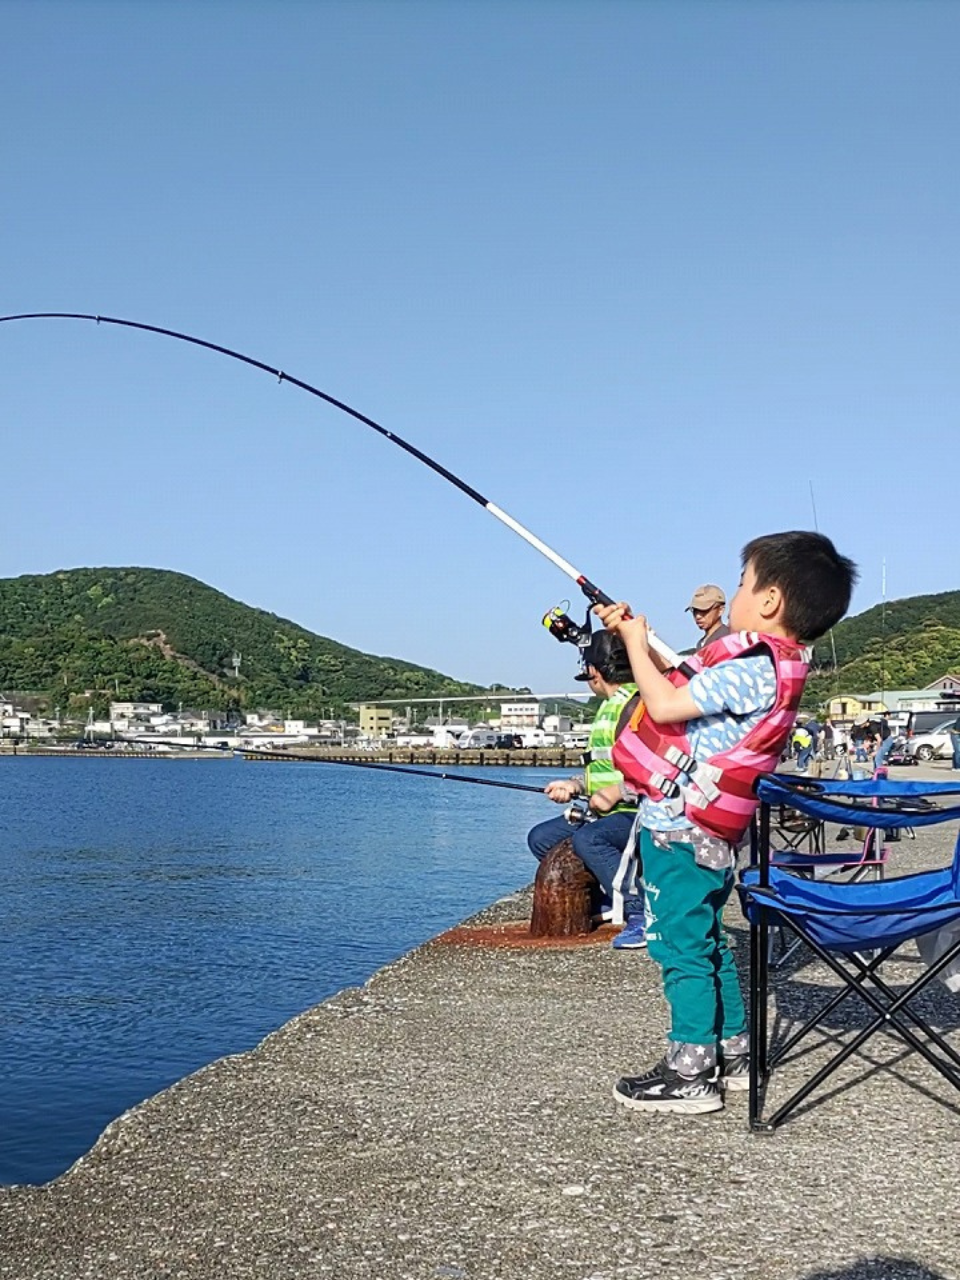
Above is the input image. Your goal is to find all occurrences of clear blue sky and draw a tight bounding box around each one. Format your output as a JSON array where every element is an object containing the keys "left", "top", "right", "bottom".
[{"left": 3, "top": 0, "right": 958, "bottom": 691}]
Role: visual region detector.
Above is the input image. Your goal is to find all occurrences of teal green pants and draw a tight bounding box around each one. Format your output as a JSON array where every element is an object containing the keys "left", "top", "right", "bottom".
[{"left": 640, "top": 826, "right": 746, "bottom": 1046}]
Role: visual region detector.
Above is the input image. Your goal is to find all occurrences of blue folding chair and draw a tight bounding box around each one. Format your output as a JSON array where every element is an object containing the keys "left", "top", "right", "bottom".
[
  {"left": 738, "top": 775, "right": 960, "bottom": 1133},
  {"left": 765, "top": 765, "right": 901, "bottom": 969}
]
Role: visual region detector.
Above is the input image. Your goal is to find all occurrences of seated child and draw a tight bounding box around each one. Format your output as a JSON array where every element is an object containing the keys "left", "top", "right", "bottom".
[{"left": 527, "top": 630, "right": 645, "bottom": 946}]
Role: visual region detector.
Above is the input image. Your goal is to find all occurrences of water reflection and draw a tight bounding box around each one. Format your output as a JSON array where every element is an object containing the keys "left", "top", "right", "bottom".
[{"left": 0, "top": 757, "right": 546, "bottom": 1185}]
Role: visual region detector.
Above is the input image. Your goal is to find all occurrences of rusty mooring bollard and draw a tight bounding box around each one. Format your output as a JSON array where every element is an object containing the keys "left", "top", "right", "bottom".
[{"left": 529, "top": 838, "right": 595, "bottom": 937}]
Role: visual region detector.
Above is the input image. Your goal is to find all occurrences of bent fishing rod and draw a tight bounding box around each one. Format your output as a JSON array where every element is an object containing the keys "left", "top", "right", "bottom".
[{"left": 0, "top": 311, "right": 689, "bottom": 674}]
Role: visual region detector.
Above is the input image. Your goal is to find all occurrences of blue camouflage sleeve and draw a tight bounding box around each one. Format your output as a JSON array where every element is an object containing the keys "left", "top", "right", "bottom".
[{"left": 687, "top": 655, "right": 777, "bottom": 718}]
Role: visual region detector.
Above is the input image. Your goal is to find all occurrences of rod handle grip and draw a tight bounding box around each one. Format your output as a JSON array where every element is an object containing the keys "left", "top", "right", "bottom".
[{"left": 577, "top": 577, "right": 691, "bottom": 676}]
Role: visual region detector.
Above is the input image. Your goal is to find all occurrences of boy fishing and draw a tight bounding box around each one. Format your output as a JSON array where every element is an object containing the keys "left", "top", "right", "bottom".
[{"left": 591, "top": 531, "right": 857, "bottom": 1115}]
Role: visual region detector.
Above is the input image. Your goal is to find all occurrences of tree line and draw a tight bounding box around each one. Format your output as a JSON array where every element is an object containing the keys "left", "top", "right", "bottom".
[{"left": 0, "top": 567, "right": 496, "bottom": 716}]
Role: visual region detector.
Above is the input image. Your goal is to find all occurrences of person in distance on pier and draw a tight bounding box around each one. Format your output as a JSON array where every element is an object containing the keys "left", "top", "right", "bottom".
[{"left": 686, "top": 584, "right": 731, "bottom": 652}]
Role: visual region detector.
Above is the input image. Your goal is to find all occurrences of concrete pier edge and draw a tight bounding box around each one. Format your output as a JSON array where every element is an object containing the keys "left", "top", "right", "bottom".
[{"left": 3, "top": 774, "right": 960, "bottom": 1279}]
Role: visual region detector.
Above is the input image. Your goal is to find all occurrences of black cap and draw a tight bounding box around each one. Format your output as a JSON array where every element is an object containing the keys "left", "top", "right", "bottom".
[{"left": 574, "top": 631, "right": 632, "bottom": 683}]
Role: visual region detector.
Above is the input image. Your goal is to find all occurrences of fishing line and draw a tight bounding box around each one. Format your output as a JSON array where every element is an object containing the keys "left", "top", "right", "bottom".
[
  {"left": 0, "top": 311, "right": 688, "bottom": 673},
  {"left": 129, "top": 739, "right": 549, "bottom": 792},
  {"left": 245, "top": 747, "right": 549, "bottom": 792},
  {"left": 809, "top": 479, "right": 841, "bottom": 679}
]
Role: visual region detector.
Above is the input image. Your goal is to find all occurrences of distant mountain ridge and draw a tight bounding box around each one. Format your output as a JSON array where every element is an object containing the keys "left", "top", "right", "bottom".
[
  {"left": 2, "top": 568, "right": 958, "bottom": 717},
  {"left": 805, "top": 589, "right": 960, "bottom": 707},
  {"left": 0, "top": 567, "right": 495, "bottom": 716}
]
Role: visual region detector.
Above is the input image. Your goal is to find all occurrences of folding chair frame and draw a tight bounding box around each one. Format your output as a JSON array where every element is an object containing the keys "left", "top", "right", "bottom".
[
  {"left": 769, "top": 824, "right": 887, "bottom": 971},
  {"left": 744, "top": 800, "right": 960, "bottom": 1133}
]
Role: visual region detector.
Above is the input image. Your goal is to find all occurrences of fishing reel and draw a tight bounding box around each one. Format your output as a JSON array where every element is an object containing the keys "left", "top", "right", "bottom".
[
  {"left": 563, "top": 797, "right": 596, "bottom": 826},
  {"left": 542, "top": 601, "right": 592, "bottom": 650}
]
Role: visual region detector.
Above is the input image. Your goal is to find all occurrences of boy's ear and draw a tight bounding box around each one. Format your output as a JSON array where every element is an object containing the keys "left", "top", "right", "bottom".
[{"left": 759, "top": 584, "right": 783, "bottom": 623}]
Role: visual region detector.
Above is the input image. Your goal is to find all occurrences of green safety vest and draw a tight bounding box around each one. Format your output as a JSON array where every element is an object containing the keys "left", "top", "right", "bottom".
[{"left": 583, "top": 684, "right": 639, "bottom": 811}]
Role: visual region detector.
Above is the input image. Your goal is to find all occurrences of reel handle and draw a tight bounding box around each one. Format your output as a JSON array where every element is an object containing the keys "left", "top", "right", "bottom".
[
  {"left": 563, "top": 797, "right": 595, "bottom": 826},
  {"left": 576, "top": 577, "right": 692, "bottom": 676}
]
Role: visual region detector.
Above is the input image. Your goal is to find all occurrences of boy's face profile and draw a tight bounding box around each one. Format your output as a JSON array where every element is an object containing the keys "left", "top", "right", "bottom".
[{"left": 728, "top": 560, "right": 786, "bottom": 634}]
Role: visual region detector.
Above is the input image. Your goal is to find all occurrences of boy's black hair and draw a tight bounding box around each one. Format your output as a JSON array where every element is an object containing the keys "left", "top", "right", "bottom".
[{"left": 741, "top": 531, "right": 858, "bottom": 643}]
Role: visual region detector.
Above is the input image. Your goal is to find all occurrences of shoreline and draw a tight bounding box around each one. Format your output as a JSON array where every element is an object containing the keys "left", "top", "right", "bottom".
[
  {"left": 4, "top": 791, "right": 960, "bottom": 1277},
  {"left": 0, "top": 745, "right": 583, "bottom": 766},
  {"left": 3, "top": 764, "right": 960, "bottom": 1278}
]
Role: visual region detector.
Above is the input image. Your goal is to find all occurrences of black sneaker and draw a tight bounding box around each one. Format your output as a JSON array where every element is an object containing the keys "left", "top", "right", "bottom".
[
  {"left": 718, "top": 1053, "right": 750, "bottom": 1092},
  {"left": 613, "top": 1064, "right": 723, "bottom": 1115},
  {"left": 616, "top": 1057, "right": 670, "bottom": 1093}
]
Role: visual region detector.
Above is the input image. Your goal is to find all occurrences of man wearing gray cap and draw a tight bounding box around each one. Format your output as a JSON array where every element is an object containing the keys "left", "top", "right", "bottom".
[{"left": 686, "top": 584, "right": 731, "bottom": 651}]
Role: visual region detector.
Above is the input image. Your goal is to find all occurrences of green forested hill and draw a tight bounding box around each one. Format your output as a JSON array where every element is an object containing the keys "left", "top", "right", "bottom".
[
  {"left": 0, "top": 567, "right": 494, "bottom": 716},
  {"left": 805, "top": 590, "right": 960, "bottom": 707},
  {"left": 4, "top": 569, "right": 959, "bottom": 718}
]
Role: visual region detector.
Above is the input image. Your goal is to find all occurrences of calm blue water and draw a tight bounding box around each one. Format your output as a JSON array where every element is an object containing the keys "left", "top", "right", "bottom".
[{"left": 0, "top": 756, "right": 549, "bottom": 1186}]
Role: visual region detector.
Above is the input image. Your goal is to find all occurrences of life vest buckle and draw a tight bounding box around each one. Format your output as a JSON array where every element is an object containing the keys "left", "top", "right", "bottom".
[
  {"left": 663, "top": 744, "right": 696, "bottom": 774},
  {"left": 650, "top": 771, "right": 681, "bottom": 799}
]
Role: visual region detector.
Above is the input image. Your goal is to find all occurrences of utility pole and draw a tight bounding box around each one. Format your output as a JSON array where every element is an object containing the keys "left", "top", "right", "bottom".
[{"left": 880, "top": 558, "right": 887, "bottom": 706}]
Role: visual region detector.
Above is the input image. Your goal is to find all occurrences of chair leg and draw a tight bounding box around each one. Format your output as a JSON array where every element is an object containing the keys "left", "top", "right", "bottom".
[
  {"left": 769, "top": 941, "right": 892, "bottom": 1069},
  {"left": 846, "top": 951, "right": 960, "bottom": 1077},
  {"left": 749, "top": 905, "right": 771, "bottom": 1130},
  {"left": 759, "top": 926, "right": 960, "bottom": 1129},
  {"left": 768, "top": 906, "right": 801, "bottom": 969},
  {"left": 763, "top": 993, "right": 925, "bottom": 1130}
]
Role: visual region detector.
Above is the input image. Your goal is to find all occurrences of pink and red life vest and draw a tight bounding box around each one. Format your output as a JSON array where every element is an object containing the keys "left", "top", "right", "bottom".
[{"left": 611, "top": 631, "right": 809, "bottom": 843}]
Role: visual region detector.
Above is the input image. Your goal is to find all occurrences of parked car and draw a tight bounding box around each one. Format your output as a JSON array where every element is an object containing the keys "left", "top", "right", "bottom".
[
  {"left": 904, "top": 709, "right": 960, "bottom": 738},
  {"left": 495, "top": 733, "right": 524, "bottom": 749},
  {"left": 904, "top": 719, "right": 959, "bottom": 762},
  {"left": 457, "top": 729, "right": 500, "bottom": 749}
]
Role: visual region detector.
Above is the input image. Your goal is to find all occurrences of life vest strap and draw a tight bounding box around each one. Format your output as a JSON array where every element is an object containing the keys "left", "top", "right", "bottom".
[{"left": 684, "top": 760, "right": 723, "bottom": 803}]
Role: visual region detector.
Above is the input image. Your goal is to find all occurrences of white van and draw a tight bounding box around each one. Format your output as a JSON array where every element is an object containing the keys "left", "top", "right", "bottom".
[{"left": 457, "top": 729, "right": 499, "bottom": 749}]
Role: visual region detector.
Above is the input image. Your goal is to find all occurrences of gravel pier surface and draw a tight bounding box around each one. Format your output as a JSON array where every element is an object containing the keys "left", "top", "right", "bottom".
[{"left": 2, "top": 764, "right": 960, "bottom": 1280}]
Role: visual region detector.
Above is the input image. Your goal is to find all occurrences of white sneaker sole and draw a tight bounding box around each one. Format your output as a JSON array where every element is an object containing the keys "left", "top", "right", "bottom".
[{"left": 612, "top": 1083, "right": 724, "bottom": 1114}]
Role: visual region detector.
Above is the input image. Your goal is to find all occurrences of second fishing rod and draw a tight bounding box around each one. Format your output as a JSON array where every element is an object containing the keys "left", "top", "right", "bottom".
[
  {"left": 131, "top": 736, "right": 548, "bottom": 793},
  {"left": 130, "top": 740, "right": 599, "bottom": 823}
]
